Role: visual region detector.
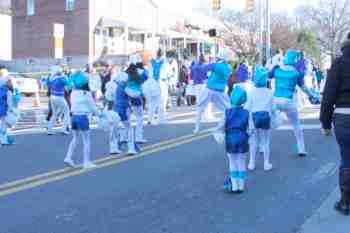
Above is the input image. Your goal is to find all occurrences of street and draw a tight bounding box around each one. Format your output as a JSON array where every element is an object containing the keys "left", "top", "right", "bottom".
[{"left": 0, "top": 106, "right": 346, "bottom": 233}]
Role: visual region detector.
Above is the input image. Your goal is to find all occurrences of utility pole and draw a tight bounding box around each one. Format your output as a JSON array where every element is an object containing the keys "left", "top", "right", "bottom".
[{"left": 265, "top": 0, "right": 271, "bottom": 65}]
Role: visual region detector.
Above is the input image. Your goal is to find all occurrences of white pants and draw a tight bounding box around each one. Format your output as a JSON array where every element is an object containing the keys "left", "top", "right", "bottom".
[
  {"left": 195, "top": 84, "right": 213, "bottom": 118},
  {"left": 48, "top": 95, "right": 70, "bottom": 131},
  {"left": 250, "top": 129, "right": 271, "bottom": 164},
  {"left": 195, "top": 88, "right": 231, "bottom": 129},
  {"left": 159, "top": 80, "right": 169, "bottom": 121},
  {"left": 275, "top": 97, "right": 306, "bottom": 154},
  {"left": 65, "top": 130, "right": 91, "bottom": 165},
  {"left": 109, "top": 121, "right": 120, "bottom": 154},
  {"left": 0, "top": 117, "right": 7, "bottom": 145},
  {"left": 147, "top": 95, "right": 162, "bottom": 123},
  {"left": 131, "top": 104, "right": 145, "bottom": 141},
  {"left": 227, "top": 153, "right": 247, "bottom": 185}
]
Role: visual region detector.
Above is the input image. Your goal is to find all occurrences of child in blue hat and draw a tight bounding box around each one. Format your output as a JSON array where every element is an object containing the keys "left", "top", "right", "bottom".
[
  {"left": 246, "top": 66, "right": 275, "bottom": 171},
  {"left": 64, "top": 71, "right": 101, "bottom": 169},
  {"left": 217, "top": 85, "right": 249, "bottom": 193}
]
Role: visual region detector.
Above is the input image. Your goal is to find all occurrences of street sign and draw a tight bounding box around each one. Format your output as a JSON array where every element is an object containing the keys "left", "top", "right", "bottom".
[{"left": 53, "top": 24, "right": 64, "bottom": 59}]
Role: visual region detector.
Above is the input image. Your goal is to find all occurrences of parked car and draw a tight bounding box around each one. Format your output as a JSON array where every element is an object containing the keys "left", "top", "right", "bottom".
[{"left": 9, "top": 73, "right": 40, "bottom": 97}]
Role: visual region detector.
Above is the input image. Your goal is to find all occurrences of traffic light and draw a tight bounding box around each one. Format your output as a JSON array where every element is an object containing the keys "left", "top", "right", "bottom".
[
  {"left": 212, "top": 0, "right": 221, "bottom": 11},
  {"left": 245, "top": 0, "right": 255, "bottom": 13}
]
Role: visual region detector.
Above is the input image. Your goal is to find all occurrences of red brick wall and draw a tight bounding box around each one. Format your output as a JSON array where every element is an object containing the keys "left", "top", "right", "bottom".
[{"left": 12, "top": 0, "right": 90, "bottom": 59}]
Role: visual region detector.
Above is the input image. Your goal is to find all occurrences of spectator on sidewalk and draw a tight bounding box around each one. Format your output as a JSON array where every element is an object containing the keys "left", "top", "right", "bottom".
[{"left": 320, "top": 32, "right": 350, "bottom": 216}]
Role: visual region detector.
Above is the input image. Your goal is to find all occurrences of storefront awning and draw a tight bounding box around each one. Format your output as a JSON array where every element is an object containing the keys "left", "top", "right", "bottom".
[{"left": 99, "top": 17, "right": 127, "bottom": 28}]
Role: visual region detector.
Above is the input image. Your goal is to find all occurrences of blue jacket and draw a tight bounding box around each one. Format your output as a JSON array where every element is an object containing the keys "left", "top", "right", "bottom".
[
  {"left": 191, "top": 61, "right": 209, "bottom": 85},
  {"left": 0, "top": 85, "right": 8, "bottom": 117},
  {"left": 206, "top": 61, "right": 232, "bottom": 92},
  {"left": 236, "top": 63, "right": 249, "bottom": 83},
  {"left": 273, "top": 66, "right": 304, "bottom": 100},
  {"left": 151, "top": 59, "right": 164, "bottom": 81},
  {"left": 49, "top": 75, "right": 69, "bottom": 97},
  {"left": 225, "top": 107, "right": 249, "bottom": 154}
]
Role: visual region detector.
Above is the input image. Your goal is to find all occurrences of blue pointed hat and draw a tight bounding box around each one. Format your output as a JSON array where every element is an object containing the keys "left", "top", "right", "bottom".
[
  {"left": 230, "top": 85, "right": 247, "bottom": 107},
  {"left": 71, "top": 71, "right": 88, "bottom": 89},
  {"left": 284, "top": 49, "right": 300, "bottom": 66},
  {"left": 253, "top": 65, "right": 268, "bottom": 87}
]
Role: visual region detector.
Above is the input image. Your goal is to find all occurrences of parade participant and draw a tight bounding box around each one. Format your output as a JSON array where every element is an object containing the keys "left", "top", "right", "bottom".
[
  {"left": 0, "top": 68, "right": 15, "bottom": 146},
  {"left": 191, "top": 54, "right": 213, "bottom": 119},
  {"left": 320, "top": 32, "right": 350, "bottom": 216},
  {"left": 147, "top": 49, "right": 167, "bottom": 124},
  {"left": 64, "top": 71, "right": 100, "bottom": 169},
  {"left": 47, "top": 65, "right": 71, "bottom": 135},
  {"left": 105, "top": 71, "right": 124, "bottom": 155},
  {"left": 270, "top": 49, "right": 318, "bottom": 157},
  {"left": 234, "top": 60, "right": 253, "bottom": 93},
  {"left": 194, "top": 48, "right": 232, "bottom": 134},
  {"left": 86, "top": 64, "right": 102, "bottom": 102},
  {"left": 115, "top": 69, "right": 138, "bottom": 155},
  {"left": 125, "top": 53, "right": 148, "bottom": 144},
  {"left": 246, "top": 66, "right": 275, "bottom": 171},
  {"left": 216, "top": 86, "right": 249, "bottom": 193}
]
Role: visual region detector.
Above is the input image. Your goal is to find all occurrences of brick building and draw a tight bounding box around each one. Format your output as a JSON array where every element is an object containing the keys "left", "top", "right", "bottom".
[
  {"left": 0, "top": 0, "right": 12, "bottom": 61},
  {"left": 11, "top": 0, "right": 159, "bottom": 71}
]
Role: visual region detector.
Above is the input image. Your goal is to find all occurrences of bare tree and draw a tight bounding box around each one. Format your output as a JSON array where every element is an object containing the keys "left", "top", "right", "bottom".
[
  {"left": 270, "top": 14, "right": 298, "bottom": 52},
  {"left": 219, "top": 10, "right": 259, "bottom": 61},
  {"left": 296, "top": 0, "right": 350, "bottom": 60}
]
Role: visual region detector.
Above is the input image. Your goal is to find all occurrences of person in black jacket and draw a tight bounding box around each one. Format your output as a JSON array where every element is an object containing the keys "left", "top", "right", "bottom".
[{"left": 320, "top": 32, "right": 350, "bottom": 216}]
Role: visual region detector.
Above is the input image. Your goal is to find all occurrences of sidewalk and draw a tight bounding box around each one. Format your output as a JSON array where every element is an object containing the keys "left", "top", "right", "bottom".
[{"left": 299, "top": 188, "right": 350, "bottom": 233}]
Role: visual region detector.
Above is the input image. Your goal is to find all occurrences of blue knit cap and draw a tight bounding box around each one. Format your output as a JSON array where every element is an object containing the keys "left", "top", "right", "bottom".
[
  {"left": 71, "top": 71, "right": 88, "bottom": 89},
  {"left": 284, "top": 49, "right": 300, "bottom": 66},
  {"left": 253, "top": 65, "right": 268, "bottom": 87},
  {"left": 230, "top": 85, "right": 247, "bottom": 107}
]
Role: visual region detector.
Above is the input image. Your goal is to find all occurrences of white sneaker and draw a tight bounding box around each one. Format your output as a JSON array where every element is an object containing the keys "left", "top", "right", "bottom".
[
  {"left": 127, "top": 143, "right": 137, "bottom": 155},
  {"left": 110, "top": 149, "right": 122, "bottom": 155},
  {"left": 47, "top": 130, "right": 54, "bottom": 136},
  {"left": 238, "top": 179, "right": 245, "bottom": 192},
  {"left": 248, "top": 162, "right": 256, "bottom": 171},
  {"left": 231, "top": 178, "right": 239, "bottom": 192},
  {"left": 62, "top": 130, "right": 70, "bottom": 135},
  {"left": 193, "top": 126, "right": 200, "bottom": 135},
  {"left": 264, "top": 162, "right": 273, "bottom": 171},
  {"left": 83, "top": 162, "right": 97, "bottom": 169},
  {"left": 64, "top": 159, "right": 77, "bottom": 168},
  {"left": 136, "top": 138, "right": 148, "bottom": 144}
]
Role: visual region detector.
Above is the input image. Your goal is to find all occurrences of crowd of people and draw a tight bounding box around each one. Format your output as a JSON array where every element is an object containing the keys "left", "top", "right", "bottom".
[{"left": 0, "top": 45, "right": 332, "bottom": 205}]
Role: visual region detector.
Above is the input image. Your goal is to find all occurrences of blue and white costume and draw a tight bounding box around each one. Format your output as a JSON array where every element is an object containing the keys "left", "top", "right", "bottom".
[
  {"left": 270, "top": 49, "right": 316, "bottom": 156},
  {"left": 145, "top": 57, "right": 166, "bottom": 124},
  {"left": 220, "top": 86, "right": 249, "bottom": 192},
  {"left": 194, "top": 49, "right": 232, "bottom": 134},
  {"left": 47, "top": 65, "right": 71, "bottom": 135},
  {"left": 0, "top": 70, "right": 11, "bottom": 145},
  {"left": 245, "top": 66, "right": 275, "bottom": 171},
  {"left": 125, "top": 54, "right": 148, "bottom": 144},
  {"left": 64, "top": 71, "right": 100, "bottom": 169},
  {"left": 105, "top": 72, "right": 124, "bottom": 155}
]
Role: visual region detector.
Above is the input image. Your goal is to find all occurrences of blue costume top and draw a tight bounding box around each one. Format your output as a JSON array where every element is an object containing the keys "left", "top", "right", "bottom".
[
  {"left": 151, "top": 59, "right": 164, "bottom": 81},
  {"left": 49, "top": 75, "right": 69, "bottom": 97},
  {"left": 272, "top": 50, "right": 305, "bottom": 100},
  {"left": 236, "top": 63, "right": 249, "bottom": 83},
  {"left": 191, "top": 61, "right": 209, "bottom": 85},
  {"left": 115, "top": 82, "right": 130, "bottom": 122},
  {"left": 0, "top": 84, "right": 8, "bottom": 117},
  {"left": 126, "top": 69, "right": 148, "bottom": 94},
  {"left": 206, "top": 60, "right": 232, "bottom": 92},
  {"left": 225, "top": 107, "right": 249, "bottom": 154}
]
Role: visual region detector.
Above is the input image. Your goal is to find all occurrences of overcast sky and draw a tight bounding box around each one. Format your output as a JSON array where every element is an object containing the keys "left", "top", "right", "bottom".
[{"left": 154, "top": 0, "right": 305, "bottom": 15}]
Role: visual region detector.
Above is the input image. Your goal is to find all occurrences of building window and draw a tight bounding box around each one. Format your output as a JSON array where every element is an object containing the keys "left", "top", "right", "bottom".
[
  {"left": 66, "top": 0, "right": 75, "bottom": 11},
  {"left": 27, "top": 0, "right": 35, "bottom": 16}
]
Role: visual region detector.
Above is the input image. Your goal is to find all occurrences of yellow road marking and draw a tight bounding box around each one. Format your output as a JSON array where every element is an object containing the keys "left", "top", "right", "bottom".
[
  {"left": 0, "top": 132, "right": 212, "bottom": 198},
  {"left": 0, "top": 130, "right": 209, "bottom": 192}
]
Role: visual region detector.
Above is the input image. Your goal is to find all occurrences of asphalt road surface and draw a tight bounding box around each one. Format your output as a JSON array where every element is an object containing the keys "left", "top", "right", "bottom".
[{"left": 0, "top": 107, "right": 345, "bottom": 233}]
